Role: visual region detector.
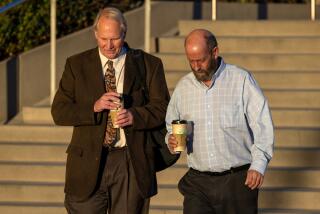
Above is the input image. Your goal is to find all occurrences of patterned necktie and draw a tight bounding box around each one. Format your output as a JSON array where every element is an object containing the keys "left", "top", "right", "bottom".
[{"left": 104, "top": 60, "right": 118, "bottom": 146}]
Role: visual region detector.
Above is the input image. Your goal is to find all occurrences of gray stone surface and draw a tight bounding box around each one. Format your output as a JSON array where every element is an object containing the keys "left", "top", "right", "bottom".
[
  {"left": 1, "top": 2, "right": 319, "bottom": 111},
  {"left": 0, "top": 57, "right": 18, "bottom": 123},
  {"left": 0, "top": 60, "right": 7, "bottom": 123}
]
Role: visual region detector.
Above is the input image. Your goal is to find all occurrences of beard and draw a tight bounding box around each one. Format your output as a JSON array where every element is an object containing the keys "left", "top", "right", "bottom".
[
  {"left": 192, "top": 69, "right": 212, "bottom": 82},
  {"left": 191, "top": 58, "right": 217, "bottom": 82}
]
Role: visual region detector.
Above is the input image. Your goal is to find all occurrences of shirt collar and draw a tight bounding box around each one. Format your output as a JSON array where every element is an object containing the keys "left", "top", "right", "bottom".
[
  {"left": 98, "top": 46, "right": 127, "bottom": 69},
  {"left": 192, "top": 56, "right": 226, "bottom": 89}
]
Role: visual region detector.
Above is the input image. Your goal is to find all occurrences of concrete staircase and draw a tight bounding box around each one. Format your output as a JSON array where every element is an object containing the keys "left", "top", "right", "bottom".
[
  {"left": 0, "top": 20, "right": 320, "bottom": 213},
  {"left": 151, "top": 20, "right": 320, "bottom": 214}
]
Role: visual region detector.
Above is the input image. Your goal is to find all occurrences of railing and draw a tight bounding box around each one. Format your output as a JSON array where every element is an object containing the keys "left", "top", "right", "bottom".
[
  {"left": 50, "top": 0, "right": 56, "bottom": 103},
  {"left": 143, "top": 0, "right": 317, "bottom": 53},
  {"left": 0, "top": 0, "right": 57, "bottom": 104},
  {"left": 0, "top": 0, "right": 318, "bottom": 101},
  {"left": 0, "top": 0, "right": 26, "bottom": 13}
]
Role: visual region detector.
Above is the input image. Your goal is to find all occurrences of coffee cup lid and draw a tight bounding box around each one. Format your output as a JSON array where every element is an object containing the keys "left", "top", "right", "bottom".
[{"left": 172, "top": 119, "right": 187, "bottom": 124}]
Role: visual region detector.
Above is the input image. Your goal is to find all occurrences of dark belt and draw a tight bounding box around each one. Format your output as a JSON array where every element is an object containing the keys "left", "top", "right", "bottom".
[
  {"left": 104, "top": 145, "right": 127, "bottom": 152},
  {"left": 190, "top": 164, "right": 250, "bottom": 176}
]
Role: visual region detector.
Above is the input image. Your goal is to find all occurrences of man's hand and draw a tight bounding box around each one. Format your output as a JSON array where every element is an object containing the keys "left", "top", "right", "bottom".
[
  {"left": 94, "top": 92, "right": 121, "bottom": 112},
  {"left": 168, "top": 134, "right": 178, "bottom": 154},
  {"left": 245, "top": 169, "right": 264, "bottom": 190},
  {"left": 116, "top": 109, "right": 133, "bottom": 127}
]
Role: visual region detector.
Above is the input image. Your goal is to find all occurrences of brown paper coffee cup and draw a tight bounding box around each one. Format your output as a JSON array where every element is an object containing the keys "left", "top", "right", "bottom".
[
  {"left": 172, "top": 120, "right": 187, "bottom": 152},
  {"left": 110, "top": 109, "right": 120, "bottom": 128}
]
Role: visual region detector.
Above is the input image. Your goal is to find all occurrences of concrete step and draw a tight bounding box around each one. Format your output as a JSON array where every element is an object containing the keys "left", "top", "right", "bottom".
[
  {"left": 0, "top": 182, "right": 64, "bottom": 203},
  {"left": 22, "top": 107, "right": 53, "bottom": 125},
  {"left": 1, "top": 182, "right": 319, "bottom": 211},
  {"left": 0, "top": 204, "right": 316, "bottom": 214},
  {"left": 178, "top": 20, "right": 320, "bottom": 36},
  {"left": 265, "top": 90, "right": 320, "bottom": 109},
  {"left": 151, "top": 186, "right": 320, "bottom": 211},
  {"left": 275, "top": 128, "right": 320, "bottom": 148},
  {"left": 272, "top": 109, "right": 320, "bottom": 128},
  {"left": 270, "top": 148, "right": 320, "bottom": 168},
  {"left": 0, "top": 128, "right": 318, "bottom": 183},
  {"left": 165, "top": 71, "right": 320, "bottom": 109},
  {"left": 10, "top": 107, "right": 54, "bottom": 125},
  {"left": 0, "top": 125, "right": 72, "bottom": 143},
  {"left": 157, "top": 167, "right": 320, "bottom": 189},
  {"left": 0, "top": 204, "right": 66, "bottom": 214},
  {"left": 253, "top": 72, "right": 320, "bottom": 90},
  {"left": 159, "top": 36, "right": 320, "bottom": 54},
  {"left": 0, "top": 163, "right": 65, "bottom": 183},
  {"left": 149, "top": 208, "right": 320, "bottom": 214},
  {"left": 149, "top": 210, "right": 181, "bottom": 214},
  {"left": 157, "top": 53, "right": 320, "bottom": 71},
  {"left": 0, "top": 143, "right": 67, "bottom": 163},
  {"left": 165, "top": 70, "right": 320, "bottom": 90},
  {"left": 175, "top": 148, "right": 320, "bottom": 168}
]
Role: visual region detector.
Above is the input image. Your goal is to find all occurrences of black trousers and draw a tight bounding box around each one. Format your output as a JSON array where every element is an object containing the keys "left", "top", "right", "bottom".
[
  {"left": 178, "top": 167, "right": 258, "bottom": 214},
  {"left": 65, "top": 147, "right": 149, "bottom": 214}
]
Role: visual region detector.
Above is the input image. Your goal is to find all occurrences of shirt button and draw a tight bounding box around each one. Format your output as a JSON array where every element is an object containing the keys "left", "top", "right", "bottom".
[
  {"left": 207, "top": 105, "right": 210, "bottom": 108},
  {"left": 208, "top": 122, "right": 211, "bottom": 125},
  {"left": 210, "top": 154, "right": 214, "bottom": 157}
]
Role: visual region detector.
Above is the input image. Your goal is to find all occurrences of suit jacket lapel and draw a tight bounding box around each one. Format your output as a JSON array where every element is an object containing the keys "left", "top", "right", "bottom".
[
  {"left": 85, "top": 48, "right": 105, "bottom": 101},
  {"left": 123, "top": 50, "right": 138, "bottom": 95}
]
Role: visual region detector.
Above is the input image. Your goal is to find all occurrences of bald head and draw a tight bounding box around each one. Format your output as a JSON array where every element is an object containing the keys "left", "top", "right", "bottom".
[
  {"left": 184, "top": 29, "right": 219, "bottom": 84},
  {"left": 185, "top": 29, "right": 218, "bottom": 54}
]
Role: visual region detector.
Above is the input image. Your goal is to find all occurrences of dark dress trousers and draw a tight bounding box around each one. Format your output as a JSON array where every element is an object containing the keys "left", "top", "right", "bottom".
[{"left": 51, "top": 46, "right": 170, "bottom": 202}]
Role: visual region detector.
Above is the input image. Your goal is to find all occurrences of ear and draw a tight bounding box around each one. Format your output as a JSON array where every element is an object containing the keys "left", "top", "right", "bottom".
[
  {"left": 94, "top": 31, "right": 98, "bottom": 40},
  {"left": 212, "top": 47, "right": 219, "bottom": 60}
]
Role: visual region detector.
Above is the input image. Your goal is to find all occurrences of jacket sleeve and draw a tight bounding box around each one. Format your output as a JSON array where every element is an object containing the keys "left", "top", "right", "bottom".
[
  {"left": 51, "top": 58, "right": 101, "bottom": 126},
  {"left": 129, "top": 55, "right": 170, "bottom": 130}
]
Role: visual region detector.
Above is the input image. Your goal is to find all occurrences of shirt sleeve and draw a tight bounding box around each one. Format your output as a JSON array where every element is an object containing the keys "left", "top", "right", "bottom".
[{"left": 243, "top": 73, "right": 275, "bottom": 175}]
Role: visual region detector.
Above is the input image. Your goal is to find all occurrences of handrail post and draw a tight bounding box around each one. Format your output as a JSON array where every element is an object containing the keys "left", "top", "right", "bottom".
[
  {"left": 212, "top": 0, "right": 216, "bottom": 20},
  {"left": 311, "top": 0, "right": 316, "bottom": 21},
  {"left": 144, "top": 0, "right": 151, "bottom": 53},
  {"left": 50, "top": 0, "right": 56, "bottom": 104}
]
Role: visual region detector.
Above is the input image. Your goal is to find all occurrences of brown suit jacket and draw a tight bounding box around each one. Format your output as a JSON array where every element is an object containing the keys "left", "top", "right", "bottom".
[{"left": 51, "top": 46, "right": 170, "bottom": 201}]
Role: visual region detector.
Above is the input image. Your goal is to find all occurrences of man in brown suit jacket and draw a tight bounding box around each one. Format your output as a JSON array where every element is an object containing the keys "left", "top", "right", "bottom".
[{"left": 51, "top": 7, "right": 169, "bottom": 214}]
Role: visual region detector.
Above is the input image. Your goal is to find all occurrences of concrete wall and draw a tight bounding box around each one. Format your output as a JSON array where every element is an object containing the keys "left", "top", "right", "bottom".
[
  {"left": 0, "top": 57, "right": 18, "bottom": 123},
  {"left": 19, "top": 27, "right": 97, "bottom": 109},
  {"left": 1, "top": 1, "right": 319, "bottom": 112},
  {"left": 0, "top": 60, "right": 7, "bottom": 123},
  {"left": 17, "top": 1, "right": 213, "bottom": 109}
]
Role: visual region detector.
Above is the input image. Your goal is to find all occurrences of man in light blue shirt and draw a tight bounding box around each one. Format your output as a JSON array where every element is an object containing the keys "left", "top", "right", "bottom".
[{"left": 166, "top": 29, "right": 274, "bottom": 214}]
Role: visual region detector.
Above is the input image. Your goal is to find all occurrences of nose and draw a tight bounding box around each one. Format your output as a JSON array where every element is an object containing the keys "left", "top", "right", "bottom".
[
  {"left": 106, "top": 40, "right": 114, "bottom": 50},
  {"left": 192, "top": 61, "right": 201, "bottom": 71}
]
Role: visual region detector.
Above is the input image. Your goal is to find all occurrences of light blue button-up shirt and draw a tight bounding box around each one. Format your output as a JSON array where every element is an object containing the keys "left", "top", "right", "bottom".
[{"left": 166, "top": 57, "right": 274, "bottom": 175}]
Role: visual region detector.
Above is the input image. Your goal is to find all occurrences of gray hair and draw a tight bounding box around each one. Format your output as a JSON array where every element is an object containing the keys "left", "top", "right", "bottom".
[{"left": 93, "top": 7, "right": 127, "bottom": 38}]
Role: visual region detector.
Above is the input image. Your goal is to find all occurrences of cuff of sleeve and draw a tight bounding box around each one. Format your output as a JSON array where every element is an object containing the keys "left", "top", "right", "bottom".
[
  {"left": 77, "top": 102, "right": 96, "bottom": 125},
  {"left": 129, "top": 107, "right": 142, "bottom": 129},
  {"left": 165, "top": 132, "right": 170, "bottom": 145},
  {"left": 249, "top": 159, "right": 268, "bottom": 175}
]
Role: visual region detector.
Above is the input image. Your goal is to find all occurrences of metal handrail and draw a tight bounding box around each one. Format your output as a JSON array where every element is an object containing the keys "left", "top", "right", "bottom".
[
  {"left": 50, "top": 0, "right": 56, "bottom": 104},
  {"left": 0, "top": 0, "right": 27, "bottom": 14},
  {"left": 0, "top": 0, "right": 57, "bottom": 104},
  {"left": 311, "top": 0, "right": 316, "bottom": 20}
]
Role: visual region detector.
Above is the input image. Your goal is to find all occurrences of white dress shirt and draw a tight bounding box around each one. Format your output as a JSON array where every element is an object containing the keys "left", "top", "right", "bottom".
[{"left": 98, "top": 47, "right": 127, "bottom": 147}]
